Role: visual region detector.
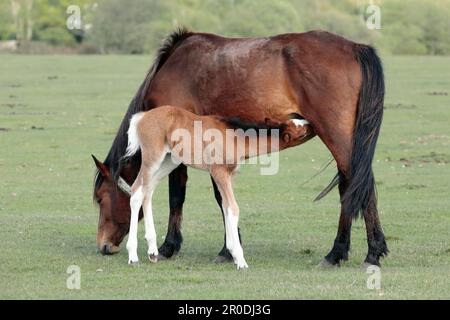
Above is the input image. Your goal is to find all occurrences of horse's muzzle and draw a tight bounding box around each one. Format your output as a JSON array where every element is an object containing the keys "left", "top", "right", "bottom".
[{"left": 99, "top": 243, "right": 120, "bottom": 255}]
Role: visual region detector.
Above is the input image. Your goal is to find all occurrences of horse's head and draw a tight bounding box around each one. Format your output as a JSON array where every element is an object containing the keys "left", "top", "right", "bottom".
[{"left": 92, "top": 155, "right": 131, "bottom": 255}]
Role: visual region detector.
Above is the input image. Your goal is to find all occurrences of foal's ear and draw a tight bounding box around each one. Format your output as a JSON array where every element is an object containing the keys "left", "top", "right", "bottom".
[
  {"left": 282, "top": 133, "right": 291, "bottom": 144},
  {"left": 91, "top": 155, "right": 110, "bottom": 177}
]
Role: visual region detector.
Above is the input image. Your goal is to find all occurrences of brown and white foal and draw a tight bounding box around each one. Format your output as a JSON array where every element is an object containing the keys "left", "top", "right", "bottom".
[{"left": 124, "top": 106, "right": 311, "bottom": 269}]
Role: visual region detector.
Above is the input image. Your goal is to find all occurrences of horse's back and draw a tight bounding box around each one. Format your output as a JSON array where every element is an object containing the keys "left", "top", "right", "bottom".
[{"left": 148, "top": 30, "right": 361, "bottom": 123}]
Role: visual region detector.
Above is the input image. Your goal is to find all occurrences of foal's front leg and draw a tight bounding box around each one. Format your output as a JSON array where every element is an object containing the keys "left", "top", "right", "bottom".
[
  {"left": 127, "top": 175, "right": 144, "bottom": 264},
  {"left": 144, "top": 156, "right": 179, "bottom": 263}
]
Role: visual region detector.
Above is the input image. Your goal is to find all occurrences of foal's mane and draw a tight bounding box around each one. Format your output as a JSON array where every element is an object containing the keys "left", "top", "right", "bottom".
[{"left": 94, "top": 28, "right": 192, "bottom": 195}]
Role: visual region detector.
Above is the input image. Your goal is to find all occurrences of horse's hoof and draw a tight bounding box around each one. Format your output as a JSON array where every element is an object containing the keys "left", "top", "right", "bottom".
[
  {"left": 214, "top": 255, "right": 234, "bottom": 264},
  {"left": 318, "top": 258, "right": 339, "bottom": 269},
  {"left": 157, "top": 250, "right": 178, "bottom": 261},
  {"left": 148, "top": 254, "right": 158, "bottom": 263}
]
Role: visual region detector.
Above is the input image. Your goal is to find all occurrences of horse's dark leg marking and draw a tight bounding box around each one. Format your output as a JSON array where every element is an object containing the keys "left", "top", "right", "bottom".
[
  {"left": 158, "top": 164, "right": 187, "bottom": 259},
  {"left": 211, "top": 176, "right": 241, "bottom": 263},
  {"left": 363, "top": 189, "right": 388, "bottom": 266},
  {"left": 323, "top": 172, "right": 352, "bottom": 266}
]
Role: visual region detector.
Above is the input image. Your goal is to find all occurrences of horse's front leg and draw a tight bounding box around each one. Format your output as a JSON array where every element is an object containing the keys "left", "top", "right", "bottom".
[
  {"left": 158, "top": 164, "right": 187, "bottom": 259},
  {"left": 211, "top": 176, "right": 242, "bottom": 263}
]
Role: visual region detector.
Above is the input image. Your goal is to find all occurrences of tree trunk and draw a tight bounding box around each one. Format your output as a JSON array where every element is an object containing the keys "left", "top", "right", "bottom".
[{"left": 10, "top": 0, "right": 33, "bottom": 43}]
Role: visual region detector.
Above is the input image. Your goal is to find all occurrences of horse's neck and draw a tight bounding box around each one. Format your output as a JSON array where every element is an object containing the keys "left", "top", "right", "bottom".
[{"left": 120, "top": 162, "right": 140, "bottom": 185}]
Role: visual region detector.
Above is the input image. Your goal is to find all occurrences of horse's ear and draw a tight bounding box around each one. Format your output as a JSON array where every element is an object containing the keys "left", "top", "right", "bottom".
[{"left": 92, "top": 155, "right": 109, "bottom": 177}]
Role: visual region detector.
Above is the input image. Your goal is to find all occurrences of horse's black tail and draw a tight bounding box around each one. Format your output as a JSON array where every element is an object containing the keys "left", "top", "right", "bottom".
[
  {"left": 344, "top": 45, "right": 385, "bottom": 218},
  {"left": 315, "top": 45, "right": 384, "bottom": 220}
]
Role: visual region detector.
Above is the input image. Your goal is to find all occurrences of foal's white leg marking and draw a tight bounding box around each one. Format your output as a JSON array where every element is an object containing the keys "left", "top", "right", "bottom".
[
  {"left": 224, "top": 207, "right": 248, "bottom": 269},
  {"left": 213, "top": 172, "right": 248, "bottom": 270},
  {"left": 142, "top": 188, "right": 158, "bottom": 262},
  {"left": 126, "top": 185, "right": 143, "bottom": 264},
  {"left": 291, "top": 118, "right": 310, "bottom": 127}
]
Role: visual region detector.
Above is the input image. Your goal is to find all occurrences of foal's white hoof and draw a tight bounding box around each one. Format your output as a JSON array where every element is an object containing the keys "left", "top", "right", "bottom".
[
  {"left": 148, "top": 254, "right": 158, "bottom": 263},
  {"left": 128, "top": 253, "right": 139, "bottom": 265},
  {"left": 236, "top": 260, "right": 249, "bottom": 270},
  {"left": 128, "top": 259, "right": 139, "bottom": 265}
]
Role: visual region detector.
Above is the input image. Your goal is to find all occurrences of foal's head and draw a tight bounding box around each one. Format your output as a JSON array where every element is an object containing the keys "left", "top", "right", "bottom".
[{"left": 264, "top": 118, "right": 312, "bottom": 148}]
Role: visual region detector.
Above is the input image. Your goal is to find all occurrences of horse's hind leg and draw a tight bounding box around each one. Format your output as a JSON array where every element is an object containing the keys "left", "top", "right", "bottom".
[
  {"left": 211, "top": 176, "right": 242, "bottom": 264},
  {"left": 322, "top": 171, "right": 353, "bottom": 266},
  {"left": 363, "top": 188, "right": 388, "bottom": 266},
  {"left": 312, "top": 113, "right": 387, "bottom": 267}
]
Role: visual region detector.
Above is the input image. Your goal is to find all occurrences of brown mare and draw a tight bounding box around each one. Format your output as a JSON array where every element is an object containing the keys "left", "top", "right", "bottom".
[
  {"left": 122, "top": 106, "right": 311, "bottom": 268},
  {"left": 92, "top": 28, "right": 388, "bottom": 267}
]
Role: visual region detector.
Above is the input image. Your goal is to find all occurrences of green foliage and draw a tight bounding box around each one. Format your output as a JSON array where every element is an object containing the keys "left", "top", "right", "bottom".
[
  {"left": 0, "top": 1, "right": 15, "bottom": 40},
  {"left": 0, "top": 0, "right": 449, "bottom": 54}
]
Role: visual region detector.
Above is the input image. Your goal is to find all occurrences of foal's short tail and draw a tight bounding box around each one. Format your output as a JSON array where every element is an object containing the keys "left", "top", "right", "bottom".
[{"left": 124, "top": 112, "right": 145, "bottom": 159}]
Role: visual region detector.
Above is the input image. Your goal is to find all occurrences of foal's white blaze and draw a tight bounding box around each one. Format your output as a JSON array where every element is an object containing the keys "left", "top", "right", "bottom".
[{"left": 291, "top": 118, "right": 310, "bottom": 127}]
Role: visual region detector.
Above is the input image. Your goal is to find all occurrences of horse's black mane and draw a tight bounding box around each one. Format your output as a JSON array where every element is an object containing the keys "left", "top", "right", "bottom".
[{"left": 94, "top": 27, "right": 192, "bottom": 195}]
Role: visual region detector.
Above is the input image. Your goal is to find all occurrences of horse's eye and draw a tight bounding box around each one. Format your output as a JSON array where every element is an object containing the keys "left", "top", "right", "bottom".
[{"left": 96, "top": 198, "right": 102, "bottom": 204}]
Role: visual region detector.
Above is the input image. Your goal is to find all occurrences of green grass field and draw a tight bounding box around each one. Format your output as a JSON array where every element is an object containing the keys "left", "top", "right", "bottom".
[{"left": 0, "top": 54, "right": 449, "bottom": 299}]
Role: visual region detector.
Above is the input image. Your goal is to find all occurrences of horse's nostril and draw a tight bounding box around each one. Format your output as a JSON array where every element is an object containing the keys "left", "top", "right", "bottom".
[{"left": 101, "top": 244, "right": 110, "bottom": 255}]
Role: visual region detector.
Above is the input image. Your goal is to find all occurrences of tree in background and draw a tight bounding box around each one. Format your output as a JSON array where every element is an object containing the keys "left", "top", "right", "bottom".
[
  {"left": 0, "top": 0, "right": 449, "bottom": 55},
  {"left": 10, "top": 0, "right": 34, "bottom": 42},
  {"left": 87, "top": 0, "right": 172, "bottom": 53}
]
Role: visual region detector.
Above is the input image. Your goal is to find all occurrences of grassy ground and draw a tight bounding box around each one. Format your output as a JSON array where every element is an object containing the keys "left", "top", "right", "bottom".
[{"left": 0, "top": 54, "right": 449, "bottom": 299}]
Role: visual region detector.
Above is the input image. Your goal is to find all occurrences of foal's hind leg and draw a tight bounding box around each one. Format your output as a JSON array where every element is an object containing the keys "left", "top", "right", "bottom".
[
  {"left": 211, "top": 176, "right": 242, "bottom": 264},
  {"left": 211, "top": 167, "right": 248, "bottom": 270}
]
